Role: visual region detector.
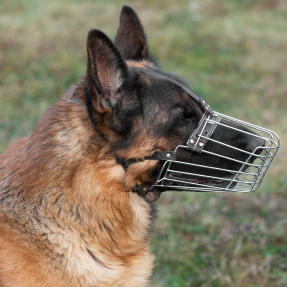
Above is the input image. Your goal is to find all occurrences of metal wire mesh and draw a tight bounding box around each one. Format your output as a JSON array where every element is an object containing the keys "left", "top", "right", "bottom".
[{"left": 154, "top": 112, "right": 279, "bottom": 192}]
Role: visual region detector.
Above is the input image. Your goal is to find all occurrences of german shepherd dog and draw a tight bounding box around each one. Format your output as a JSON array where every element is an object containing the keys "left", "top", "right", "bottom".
[{"left": 0, "top": 6, "right": 263, "bottom": 287}]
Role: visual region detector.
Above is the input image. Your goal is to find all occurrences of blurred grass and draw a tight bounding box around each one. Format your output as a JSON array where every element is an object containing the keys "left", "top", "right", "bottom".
[{"left": 0, "top": 0, "right": 287, "bottom": 286}]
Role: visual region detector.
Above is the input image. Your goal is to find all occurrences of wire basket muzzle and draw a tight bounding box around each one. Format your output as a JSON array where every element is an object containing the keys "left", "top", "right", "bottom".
[{"left": 155, "top": 112, "right": 280, "bottom": 192}]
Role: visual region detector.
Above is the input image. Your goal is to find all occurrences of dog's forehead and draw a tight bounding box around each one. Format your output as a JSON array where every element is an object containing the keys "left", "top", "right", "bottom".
[
  {"left": 141, "top": 82, "right": 193, "bottom": 130},
  {"left": 142, "top": 72, "right": 192, "bottom": 109},
  {"left": 128, "top": 66, "right": 187, "bottom": 96},
  {"left": 126, "top": 64, "right": 197, "bottom": 121}
]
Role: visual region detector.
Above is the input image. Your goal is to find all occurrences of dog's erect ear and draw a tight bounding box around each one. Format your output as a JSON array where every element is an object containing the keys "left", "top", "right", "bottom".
[
  {"left": 114, "top": 5, "right": 149, "bottom": 60},
  {"left": 86, "top": 29, "right": 128, "bottom": 116}
]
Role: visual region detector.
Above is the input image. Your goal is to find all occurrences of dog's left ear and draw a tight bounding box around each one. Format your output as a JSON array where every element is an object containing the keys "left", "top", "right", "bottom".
[
  {"left": 86, "top": 29, "right": 128, "bottom": 118},
  {"left": 114, "top": 5, "right": 149, "bottom": 60}
]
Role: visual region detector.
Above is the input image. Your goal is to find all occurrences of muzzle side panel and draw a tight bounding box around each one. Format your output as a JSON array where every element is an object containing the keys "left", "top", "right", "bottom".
[{"left": 155, "top": 113, "right": 279, "bottom": 192}]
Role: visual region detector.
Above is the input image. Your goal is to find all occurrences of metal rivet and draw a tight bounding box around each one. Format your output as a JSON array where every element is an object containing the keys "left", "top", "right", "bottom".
[
  {"left": 190, "top": 139, "right": 195, "bottom": 144},
  {"left": 143, "top": 187, "right": 147, "bottom": 192},
  {"left": 166, "top": 153, "right": 171, "bottom": 158},
  {"left": 199, "top": 142, "right": 204, "bottom": 146}
]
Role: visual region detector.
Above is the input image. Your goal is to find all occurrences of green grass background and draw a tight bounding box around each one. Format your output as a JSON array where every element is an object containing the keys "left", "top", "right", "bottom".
[{"left": 0, "top": 0, "right": 286, "bottom": 286}]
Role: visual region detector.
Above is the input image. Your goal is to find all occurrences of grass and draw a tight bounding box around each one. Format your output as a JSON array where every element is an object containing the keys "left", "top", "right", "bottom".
[
  {"left": 0, "top": 0, "right": 287, "bottom": 286},
  {"left": 152, "top": 192, "right": 287, "bottom": 287}
]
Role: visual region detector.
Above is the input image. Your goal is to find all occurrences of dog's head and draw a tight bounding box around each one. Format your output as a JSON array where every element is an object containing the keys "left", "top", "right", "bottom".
[{"left": 84, "top": 6, "right": 266, "bottom": 200}]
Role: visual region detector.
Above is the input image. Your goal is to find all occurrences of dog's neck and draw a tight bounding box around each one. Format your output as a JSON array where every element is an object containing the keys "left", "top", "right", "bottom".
[
  {"left": 0, "top": 85, "right": 155, "bottom": 285},
  {"left": 1, "top": 83, "right": 152, "bottom": 219}
]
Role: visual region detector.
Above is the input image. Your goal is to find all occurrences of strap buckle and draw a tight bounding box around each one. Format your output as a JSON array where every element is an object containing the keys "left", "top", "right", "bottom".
[
  {"left": 187, "top": 113, "right": 220, "bottom": 153},
  {"left": 132, "top": 185, "right": 155, "bottom": 194}
]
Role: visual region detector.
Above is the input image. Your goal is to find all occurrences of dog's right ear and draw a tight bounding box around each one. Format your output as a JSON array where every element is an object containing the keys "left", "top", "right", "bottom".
[
  {"left": 114, "top": 6, "right": 149, "bottom": 60},
  {"left": 85, "top": 29, "right": 128, "bottom": 122}
]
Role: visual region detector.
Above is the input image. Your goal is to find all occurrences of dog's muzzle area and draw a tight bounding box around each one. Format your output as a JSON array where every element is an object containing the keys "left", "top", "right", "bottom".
[{"left": 154, "top": 113, "right": 279, "bottom": 193}]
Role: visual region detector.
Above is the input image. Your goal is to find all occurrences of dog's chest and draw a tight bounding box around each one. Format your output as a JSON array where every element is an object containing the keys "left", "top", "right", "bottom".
[{"left": 34, "top": 195, "right": 153, "bottom": 287}]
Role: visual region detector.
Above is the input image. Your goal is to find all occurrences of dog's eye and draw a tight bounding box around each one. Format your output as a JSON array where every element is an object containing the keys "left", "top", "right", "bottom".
[
  {"left": 184, "top": 113, "right": 196, "bottom": 121},
  {"left": 169, "top": 105, "right": 197, "bottom": 128},
  {"left": 173, "top": 113, "right": 190, "bottom": 125},
  {"left": 184, "top": 106, "right": 197, "bottom": 119}
]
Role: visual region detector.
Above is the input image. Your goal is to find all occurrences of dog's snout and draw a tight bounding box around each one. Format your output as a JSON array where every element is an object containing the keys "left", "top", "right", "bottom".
[{"left": 221, "top": 120, "right": 265, "bottom": 154}]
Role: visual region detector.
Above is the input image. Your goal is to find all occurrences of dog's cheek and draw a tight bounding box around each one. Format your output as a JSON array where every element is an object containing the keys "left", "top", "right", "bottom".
[
  {"left": 122, "top": 161, "right": 158, "bottom": 189},
  {"left": 110, "top": 114, "right": 133, "bottom": 135}
]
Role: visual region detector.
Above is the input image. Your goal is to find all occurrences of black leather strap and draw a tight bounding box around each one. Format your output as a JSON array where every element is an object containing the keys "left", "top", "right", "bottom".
[
  {"left": 132, "top": 185, "right": 155, "bottom": 194},
  {"left": 187, "top": 113, "right": 220, "bottom": 153},
  {"left": 116, "top": 151, "right": 177, "bottom": 170}
]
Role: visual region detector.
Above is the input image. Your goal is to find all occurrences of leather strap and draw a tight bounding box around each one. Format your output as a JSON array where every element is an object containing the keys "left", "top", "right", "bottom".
[
  {"left": 116, "top": 151, "right": 177, "bottom": 171},
  {"left": 132, "top": 185, "right": 156, "bottom": 194},
  {"left": 187, "top": 113, "right": 220, "bottom": 153}
]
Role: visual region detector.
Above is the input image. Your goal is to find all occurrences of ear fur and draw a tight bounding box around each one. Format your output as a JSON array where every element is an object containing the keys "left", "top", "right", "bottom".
[
  {"left": 85, "top": 29, "right": 128, "bottom": 120},
  {"left": 114, "top": 6, "right": 149, "bottom": 60}
]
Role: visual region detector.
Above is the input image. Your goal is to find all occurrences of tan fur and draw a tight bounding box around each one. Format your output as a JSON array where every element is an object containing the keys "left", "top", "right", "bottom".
[
  {"left": 126, "top": 60, "right": 156, "bottom": 70},
  {"left": 0, "top": 77, "right": 156, "bottom": 287}
]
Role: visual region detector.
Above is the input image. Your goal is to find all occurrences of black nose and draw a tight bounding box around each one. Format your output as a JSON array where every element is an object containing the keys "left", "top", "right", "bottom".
[
  {"left": 251, "top": 137, "right": 265, "bottom": 154},
  {"left": 226, "top": 124, "right": 266, "bottom": 167},
  {"left": 245, "top": 133, "right": 265, "bottom": 165},
  {"left": 243, "top": 128, "right": 265, "bottom": 155}
]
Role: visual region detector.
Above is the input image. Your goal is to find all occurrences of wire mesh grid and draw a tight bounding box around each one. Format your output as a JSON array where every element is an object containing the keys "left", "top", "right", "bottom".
[{"left": 154, "top": 113, "right": 279, "bottom": 192}]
